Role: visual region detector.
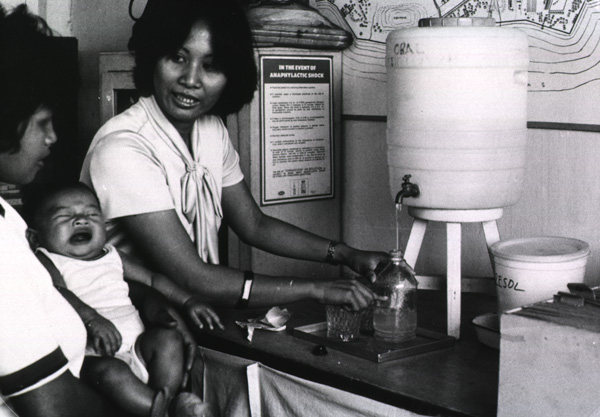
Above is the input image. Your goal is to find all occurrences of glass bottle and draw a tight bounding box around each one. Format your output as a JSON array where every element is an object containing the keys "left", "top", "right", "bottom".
[{"left": 372, "top": 249, "right": 418, "bottom": 343}]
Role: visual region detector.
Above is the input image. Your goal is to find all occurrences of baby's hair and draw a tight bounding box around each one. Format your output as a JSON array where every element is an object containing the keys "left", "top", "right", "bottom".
[{"left": 21, "top": 182, "right": 99, "bottom": 228}]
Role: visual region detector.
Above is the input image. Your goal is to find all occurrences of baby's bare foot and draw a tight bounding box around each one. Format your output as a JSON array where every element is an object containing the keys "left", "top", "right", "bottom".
[{"left": 170, "top": 392, "right": 214, "bottom": 417}]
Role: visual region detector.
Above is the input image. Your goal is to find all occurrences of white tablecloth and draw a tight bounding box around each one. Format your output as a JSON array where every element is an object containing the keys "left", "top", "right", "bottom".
[{"left": 198, "top": 347, "right": 422, "bottom": 417}]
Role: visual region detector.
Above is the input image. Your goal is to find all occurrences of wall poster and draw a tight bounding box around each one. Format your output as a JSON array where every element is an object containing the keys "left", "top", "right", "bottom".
[{"left": 260, "top": 56, "right": 334, "bottom": 205}]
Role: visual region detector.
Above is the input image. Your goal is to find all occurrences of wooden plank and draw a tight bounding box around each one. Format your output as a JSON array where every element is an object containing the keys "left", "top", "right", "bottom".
[
  {"left": 447, "top": 223, "right": 462, "bottom": 338},
  {"left": 416, "top": 274, "right": 496, "bottom": 295},
  {"left": 404, "top": 218, "right": 427, "bottom": 269}
]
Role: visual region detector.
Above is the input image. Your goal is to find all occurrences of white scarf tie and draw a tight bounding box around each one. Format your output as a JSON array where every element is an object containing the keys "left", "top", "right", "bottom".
[{"left": 142, "top": 97, "right": 222, "bottom": 263}]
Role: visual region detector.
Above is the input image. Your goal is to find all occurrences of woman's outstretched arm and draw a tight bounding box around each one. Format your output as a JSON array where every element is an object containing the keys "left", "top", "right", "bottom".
[
  {"left": 118, "top": 184, "right": 379, "bottom": 311},
  {"left": 221, "top": 181, "right": 388, "bottom": 282}
]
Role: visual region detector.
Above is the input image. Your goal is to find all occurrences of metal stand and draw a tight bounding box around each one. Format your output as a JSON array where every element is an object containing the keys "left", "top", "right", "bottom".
[{"left": 403, "top": 207, "right": 503, "bottom": 339}]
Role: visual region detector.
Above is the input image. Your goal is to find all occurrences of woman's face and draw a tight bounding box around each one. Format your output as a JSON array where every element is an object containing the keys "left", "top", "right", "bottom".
[
  {"left": 0, "top": 106, "right": 56, "bottom": 185},
  {"left": 153, "top": 20, "right": 228, "bottom": 138}
]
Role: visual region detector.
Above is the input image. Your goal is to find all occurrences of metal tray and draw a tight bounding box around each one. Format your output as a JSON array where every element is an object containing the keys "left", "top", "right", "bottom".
[{"left": 292, "top": 322, "right": 455, "bottom": 363}]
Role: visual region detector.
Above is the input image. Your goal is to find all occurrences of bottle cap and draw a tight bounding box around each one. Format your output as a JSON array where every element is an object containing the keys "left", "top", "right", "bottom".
[{"left": 389, "top": 249, "right": 403, "bottom": 261}]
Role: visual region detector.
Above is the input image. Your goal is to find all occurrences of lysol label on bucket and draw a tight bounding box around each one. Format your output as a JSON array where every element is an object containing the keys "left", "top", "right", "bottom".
[{"left": 496, "top": 275, "right": 524, "bottom": 292}]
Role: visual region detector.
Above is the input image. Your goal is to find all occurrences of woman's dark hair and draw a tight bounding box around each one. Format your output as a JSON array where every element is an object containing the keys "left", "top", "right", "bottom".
[
  {"left": 128, "top": 0, "right": 258, "bottom": 116},
  {"left": 0, "top": 4, "right": 59, "bottom": 153}
]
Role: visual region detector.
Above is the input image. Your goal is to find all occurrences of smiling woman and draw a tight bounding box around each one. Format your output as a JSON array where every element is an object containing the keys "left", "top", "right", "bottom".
[{"left": 81, "top": 0, "right": 387, "bottom": 318}]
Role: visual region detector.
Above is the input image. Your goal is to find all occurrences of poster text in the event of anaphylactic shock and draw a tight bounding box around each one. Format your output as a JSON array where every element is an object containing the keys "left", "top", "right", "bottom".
[{"left": 260, "top": 56, "right": 334, "bottom": 205}]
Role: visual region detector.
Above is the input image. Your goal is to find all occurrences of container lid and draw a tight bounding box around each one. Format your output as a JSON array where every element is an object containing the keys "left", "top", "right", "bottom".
[
  {"left": 490, "top": 237, "right": 590, "bottom": 263},
  {"left": 418, "top": 17, "right": 495, "bottom": 27},
  {"left": 389, "top": 249, "right": 403, "bottom": 261}
]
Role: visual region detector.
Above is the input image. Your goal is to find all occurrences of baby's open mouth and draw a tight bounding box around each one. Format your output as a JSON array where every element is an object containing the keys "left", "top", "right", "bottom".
[{"left": 70, "top": 231, "right": 92, "bottom": 244}]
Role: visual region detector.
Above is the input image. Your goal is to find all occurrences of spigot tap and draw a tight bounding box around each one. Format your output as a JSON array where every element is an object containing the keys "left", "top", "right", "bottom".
[{"left": 395, "top": 174, "right": 420, "bottom": 204}]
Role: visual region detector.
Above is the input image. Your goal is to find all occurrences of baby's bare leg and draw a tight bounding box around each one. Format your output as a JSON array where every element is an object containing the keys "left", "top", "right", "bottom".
[
  {"left": 138, "top": 328, "right": 215, "bottom": 416},
  {"left": 136, "top": 327, "right": 185, "bottom": 401},
  {"left": 81, "top": 356, "right": 164, "bottom": 416}
]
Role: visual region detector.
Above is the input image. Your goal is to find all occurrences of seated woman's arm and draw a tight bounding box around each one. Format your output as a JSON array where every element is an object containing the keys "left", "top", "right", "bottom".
[
  {"left": 10, "top": 372, "right": 129, "bottom": 417},
  {"left": 0, "top": 252, "right": 126, "bottom": 417},
  {"left": 35, "top": 251, "right": 122, "bottom": 357}
]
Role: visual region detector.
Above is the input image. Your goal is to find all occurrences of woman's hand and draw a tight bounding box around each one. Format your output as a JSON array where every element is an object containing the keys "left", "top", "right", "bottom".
[
  {"left": 183, "top": 296, "right": 224, "bottom": 331},
  {"left": 314, "top": 279, "right": 383, "bottom": 311},
  {"left": 85, "top": 314, "right": 122, "bottom": 357},
  {"left": 343, "top": 248, "right": 389, "bottom": 283}
]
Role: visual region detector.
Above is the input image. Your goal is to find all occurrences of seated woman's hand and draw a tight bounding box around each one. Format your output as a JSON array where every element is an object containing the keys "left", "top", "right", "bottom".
[
  {"left": 183, "top": 296, "right": 224, "bottom": 331},
  {"left": 85, "top": 314, "right": 122, "bottom": 357}
]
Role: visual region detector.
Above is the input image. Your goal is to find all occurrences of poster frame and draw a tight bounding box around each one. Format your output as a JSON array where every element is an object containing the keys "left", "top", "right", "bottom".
[{"left": 259, "top": 54, "right": 335, "bottom": 206}]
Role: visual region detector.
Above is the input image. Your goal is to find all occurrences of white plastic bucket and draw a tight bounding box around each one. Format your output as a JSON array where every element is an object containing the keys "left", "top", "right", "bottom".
[{"left": 490, "top": 237, "right": 590, "bottom": 312}]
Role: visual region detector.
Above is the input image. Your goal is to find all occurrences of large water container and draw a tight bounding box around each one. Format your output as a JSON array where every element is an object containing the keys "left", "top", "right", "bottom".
[{"left": 386, "top": 18, "right": 529, "bottom": 209}]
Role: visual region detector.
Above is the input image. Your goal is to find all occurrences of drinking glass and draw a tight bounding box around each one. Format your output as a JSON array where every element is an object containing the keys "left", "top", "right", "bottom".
[{"left": 326, "top": 305, "right": 362, "bottom": 342}]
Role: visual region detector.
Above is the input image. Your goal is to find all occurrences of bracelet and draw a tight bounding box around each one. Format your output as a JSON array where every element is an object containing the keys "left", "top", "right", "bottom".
[
  {"left": 236, "top": 270, "right": 254, "bottom": 309},
  {"left": 326, "top": 241, "right": 342, "bottom": 265}
]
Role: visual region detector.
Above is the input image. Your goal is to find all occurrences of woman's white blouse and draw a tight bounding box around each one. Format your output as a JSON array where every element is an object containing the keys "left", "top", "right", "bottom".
[{"left": 80, "top": 96, "right": 244, "bottom": 264}]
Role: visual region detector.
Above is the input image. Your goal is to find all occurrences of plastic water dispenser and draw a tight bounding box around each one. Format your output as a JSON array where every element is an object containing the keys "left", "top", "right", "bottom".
[{"left": 385, "top": 17, "right": 530, "bottom": 338}]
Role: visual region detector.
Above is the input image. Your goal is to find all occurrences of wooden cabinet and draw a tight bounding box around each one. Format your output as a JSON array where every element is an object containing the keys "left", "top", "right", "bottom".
[{"left": 99, "top": 52, "right": 138, "bottom": 126}]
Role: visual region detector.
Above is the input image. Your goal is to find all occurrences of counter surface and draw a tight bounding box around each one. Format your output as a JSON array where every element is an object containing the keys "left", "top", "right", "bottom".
[{"left": 194, "top": 291, "right": 498, "bottom": 417}]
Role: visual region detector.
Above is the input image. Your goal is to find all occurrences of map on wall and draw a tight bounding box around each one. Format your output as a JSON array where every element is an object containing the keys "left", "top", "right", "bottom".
[{"left": 311, "top": 0, "right": 600, "bottom": 127}]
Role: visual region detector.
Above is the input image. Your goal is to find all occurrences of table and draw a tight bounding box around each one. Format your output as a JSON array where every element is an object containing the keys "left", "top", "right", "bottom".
[{"left": 193, "top": 291, "right": 499, "bottom": 417}]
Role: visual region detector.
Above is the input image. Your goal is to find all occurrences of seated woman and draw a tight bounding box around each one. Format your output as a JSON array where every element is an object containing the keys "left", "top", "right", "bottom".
[
  {"left": 81, "top": 0, "right": 387, "bottom": 312},
  {"left": 0, "top": 4, "right": 198, "bottom": 417},
  {"left": 0, "top": 4, "right": 123, "bottom": 416}
]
